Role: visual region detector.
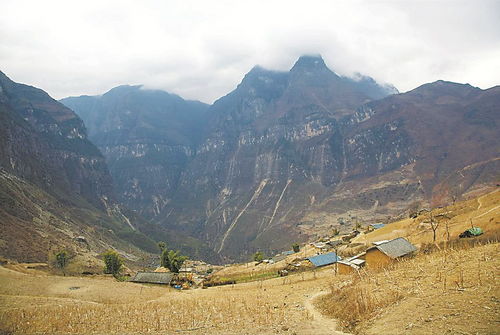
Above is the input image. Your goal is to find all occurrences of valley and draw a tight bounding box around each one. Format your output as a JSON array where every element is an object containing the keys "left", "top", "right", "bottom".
[{"left": 0, "top": 190, "right": 498, "bottom": 334}]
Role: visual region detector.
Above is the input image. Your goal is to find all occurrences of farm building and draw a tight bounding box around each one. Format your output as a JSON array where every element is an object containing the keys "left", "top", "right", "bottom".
[
  {"left": 130, "top": 272, "right": 174, "bottom": 285},
  {"left": 306, "top": 252, "right": 339, "bottom": 268},
  {"left": 365, "top": 237, "right": 417, "bottom": 269},
  {"left": 337, "top": 254, "right": 366, "bottom": 275},
  {"left": 370, "top": 223, "right": 385, "bottom": 230}
]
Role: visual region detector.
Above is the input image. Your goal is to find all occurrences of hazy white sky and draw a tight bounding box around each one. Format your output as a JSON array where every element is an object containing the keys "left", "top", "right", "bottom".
[{"left": 1, "top": 0, "right": 499, "bottom": 103}]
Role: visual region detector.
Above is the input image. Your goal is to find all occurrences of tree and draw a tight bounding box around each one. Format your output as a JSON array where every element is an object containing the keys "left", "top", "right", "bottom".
[
  {"left": 103, "top": 250, "right": 123, "bottom": 276},
  {"left": 429, "top": 213, "right": 439, "bottom": 243},
  {"left": 253, "top": 251, "right": 264, "bottom": 262},
  {"left": 54, "top": 250, "right": 69, "bottom": 275},
  {"left": 292, "top": 243, "right": 300, "bottom": 253},
  {"left": 161, "top": 249, "right": 188, "bottom": 273},
  {"left": 158, "top": 241, "right": 167, "bottom": 252}
]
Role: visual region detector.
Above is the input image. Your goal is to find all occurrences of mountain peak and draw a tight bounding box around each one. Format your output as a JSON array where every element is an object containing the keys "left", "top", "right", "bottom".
[{"left": 290, "top": 54, "right": 329, "bottom": 72}]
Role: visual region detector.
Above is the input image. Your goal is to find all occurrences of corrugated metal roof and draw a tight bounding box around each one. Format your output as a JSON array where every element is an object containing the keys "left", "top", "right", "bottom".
[
  {"left": 131, "top": 272, "right": 174, "bottom": 285},
  {"left": 271, "top": 254, "right": 288, "bottom": 263},
  {"left": 370, "top": 223, "right": 385, "bottom": 229},
  {"left": 350, "top": 258, "right": 365, "bottom": 266},
  {"left": 375, "top": 237, "right": 417, "bottom": 259},
  {"left": 338, "top": 260, "right": 361, "bottom": 270},
  {"left": 307, "top": 252, "right": 339, "bottom": 267}
]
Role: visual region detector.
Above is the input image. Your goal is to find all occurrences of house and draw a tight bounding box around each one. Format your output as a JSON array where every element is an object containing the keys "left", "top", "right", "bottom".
[
  {"left": 271, "top": 254, "right": 288, "bottom": 263},
  {"left": 337, "top": 253, "right": 366, "bottom": 274},
  {"left": 306, "top": 252, "right": 340, "bottom": 268},
  {"left": 326, "top": 239, "right": 342, "bottom": 248},
  {"left": 311, "top": 242, "right": 327, "bottom": 249},
  {"left": 130, "top": 272, "right": 174, "bottom": 285},
  {"left": 370, "top": 223, "right": 385, "bottom": 230},
  {"left": 365, "top": 237, "right": 417, "bottom": 269}
]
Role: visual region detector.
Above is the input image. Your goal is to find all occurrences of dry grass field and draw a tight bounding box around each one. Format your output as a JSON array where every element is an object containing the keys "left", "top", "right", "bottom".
[
  {"left": 1, "top": 190, "right": 498, "bottom": 335},
  {"left": 0, "top": 262, "right": 347, "bottom": 335},
  {"left": 352, "top": 189, "right": 500, "bottom": 247},
  {"left": 318, "top": 241, "right": 499, "bottom": 335}
]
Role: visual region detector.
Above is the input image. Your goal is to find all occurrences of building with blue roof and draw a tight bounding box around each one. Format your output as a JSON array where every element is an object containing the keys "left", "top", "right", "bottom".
[{"left": 306, "top": 252, "right": 339, "bottom": 267}]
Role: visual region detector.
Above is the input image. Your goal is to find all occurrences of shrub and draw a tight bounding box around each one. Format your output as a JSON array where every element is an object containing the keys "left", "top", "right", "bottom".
[
  {"left": 253, "top": 251, "right": 264, "bottom": 262},
  {"left": 103, "top": 250, "right": 123, "bottom": 276},
  {"left": 52, "top": 250, "right": 69, "bottom": 275},
  {"left": 292, "top": 243, "right": 300, "bottom": 253}
]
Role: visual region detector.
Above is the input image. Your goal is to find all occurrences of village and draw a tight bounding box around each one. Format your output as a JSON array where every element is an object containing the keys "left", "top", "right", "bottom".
[
  {"left": 128, "top": 202, "right": 486, "bottom": 290},
  {"left": 0, "top": 189, "right": 498, "bottom": 335}
]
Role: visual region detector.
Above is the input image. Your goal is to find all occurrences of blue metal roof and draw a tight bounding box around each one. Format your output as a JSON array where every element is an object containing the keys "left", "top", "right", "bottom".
[
  {"left": 370, "top": 223, "right": 385, "bottom": 229},
  {"left": 282, "top": 250, "right": 295, "bottom": 255},
  {"left": 307, "top": 252, "right": 339, "bottom": 267}
]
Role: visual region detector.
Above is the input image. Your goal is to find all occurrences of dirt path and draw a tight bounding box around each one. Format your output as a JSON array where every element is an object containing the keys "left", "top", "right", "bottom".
[
  {"left": 473, "top": 204, "right": 500, "bottom": 219},
  {"left": 303, "top": 290, "right": 352, "bottom": 335}
]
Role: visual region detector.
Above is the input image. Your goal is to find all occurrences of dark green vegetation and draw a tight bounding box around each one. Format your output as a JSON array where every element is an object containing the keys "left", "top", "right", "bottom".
[
  {"left": 102, "top": 249, "right": 123, "bottom": 275},
  {"left": 252, "top": 251, "right": 265, "bottom": 262},
  {"left": 160, "top": 248, "right": 188, "bottom": 273}
]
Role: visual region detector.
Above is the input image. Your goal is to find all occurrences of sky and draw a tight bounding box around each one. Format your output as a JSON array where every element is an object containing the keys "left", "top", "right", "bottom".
[{"left": 1, "top": 0, "right": 499, "bottom": 103}]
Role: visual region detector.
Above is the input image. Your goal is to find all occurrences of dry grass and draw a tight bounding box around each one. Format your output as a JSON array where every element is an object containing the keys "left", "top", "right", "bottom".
[
  {"left": 0, "top": 263, "right": 336, "bottom": 335},
  {"left": 352, "top": 189, "right": 500, "bottom": 247},
  {"left": 318, "top": 241, "right": 500, "bottom": 334}
]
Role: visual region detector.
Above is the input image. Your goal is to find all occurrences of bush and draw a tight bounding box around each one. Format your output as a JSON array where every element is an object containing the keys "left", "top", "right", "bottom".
[
  {"left": 103, "top": 250, "right": 123, "bottom": 276},
  {"left": 51, "top": 250, "right": 70, "bottom": 275},
  {"left": 253, "top": 251, "right": 264, "bottom": 262},
  {"left": 292, "top": 243, "right": 300, "bottom": 253}
]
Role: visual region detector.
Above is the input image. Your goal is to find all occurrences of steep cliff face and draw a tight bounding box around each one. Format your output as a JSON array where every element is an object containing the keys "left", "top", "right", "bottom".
[
  {"left": 60, "top": 56, "right": 499, "bottom": 262},
  {"left": 0, "top": 71, "right": 113, "bottom": 209},
  {"left": 61, "top": 86, "right": 209, "bottom": 218},
  {"left": 161, "top": 56, "right": 402, "bottom": 260},
  {"left": 0, "top": 72, "right": 159, "bottom": 263}
]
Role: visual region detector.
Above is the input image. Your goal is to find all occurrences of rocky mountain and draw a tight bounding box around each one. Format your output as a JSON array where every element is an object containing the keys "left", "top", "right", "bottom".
[
  {"left": 59, "top": 55, "right": 499, "bottom": 262},
  {"left": 0, "top": 71, "right": 159, "bottom": 264},
  {"left": 61, "top": 85, "right": 210, "bottom": 219}
]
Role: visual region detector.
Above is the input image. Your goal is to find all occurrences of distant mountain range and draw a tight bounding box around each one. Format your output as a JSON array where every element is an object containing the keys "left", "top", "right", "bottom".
[{"left": 1, "top": 54, "right": 498, "bottom": 264}]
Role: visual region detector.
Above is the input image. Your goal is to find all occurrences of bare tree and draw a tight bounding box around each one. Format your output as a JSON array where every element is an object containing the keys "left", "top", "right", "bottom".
[{"left": 428, "top": 212, "right": 439, "bottom": 243}]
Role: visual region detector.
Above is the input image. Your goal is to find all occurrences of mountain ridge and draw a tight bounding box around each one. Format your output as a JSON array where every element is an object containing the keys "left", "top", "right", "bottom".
[{"left": 51, "top": 56, "right": 500, "bottom": 261}]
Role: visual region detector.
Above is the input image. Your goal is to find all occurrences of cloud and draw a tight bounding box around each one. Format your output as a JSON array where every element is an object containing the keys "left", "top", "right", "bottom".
[{"left": 1, "top": 0, "right": 499, "bottom": 103}]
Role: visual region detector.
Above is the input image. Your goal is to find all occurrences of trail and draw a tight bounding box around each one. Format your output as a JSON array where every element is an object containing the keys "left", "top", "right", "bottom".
[
  {"left": 303, "top": 291, "right": 352, "bottom": 335},
  {"left": 473, "top": 204, "right": 500, "bottom": 219}
]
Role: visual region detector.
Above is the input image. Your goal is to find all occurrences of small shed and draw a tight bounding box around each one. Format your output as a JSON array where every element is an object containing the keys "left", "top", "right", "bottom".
[
  {"left": 370, "top": 223, "right": 385, "bottom": 230},
  {"left": 337, "top": 253, "right": 366, "bottom": 275},
  {"left": 311, "top": 242, "right": 327, "bottom": 249},
  {"left": 307, "top": 252, "right": 339, "bottom": 267},
  {"left": 327, "top": 239, "right": 342, "bottom": 247},
  {"left": 271, "top": 254, "right": 288, "bottom": 263},
  {"left": 365, "top": 237, "right": 417, "bottom": 269},
  {"left": 130, "top": 272, "right": 174, "bottom": 285}
]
